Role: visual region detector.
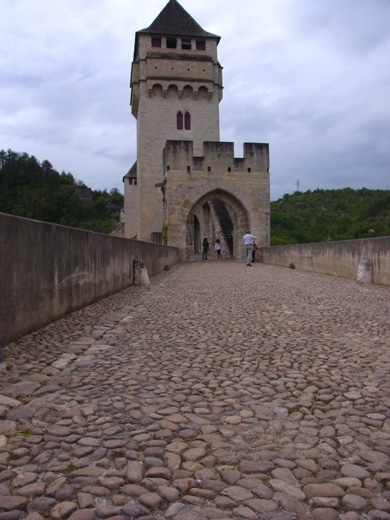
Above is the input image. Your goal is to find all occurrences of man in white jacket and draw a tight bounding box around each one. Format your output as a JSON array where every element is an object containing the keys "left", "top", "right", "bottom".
[{"left": 242, "top": 230, "right": 256, "bottom": 266}]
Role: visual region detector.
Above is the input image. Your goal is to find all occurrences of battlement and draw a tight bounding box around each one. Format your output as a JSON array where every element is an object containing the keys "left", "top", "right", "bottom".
[{"left": 163, "top": 140, "right": 269, "bottom": 174}]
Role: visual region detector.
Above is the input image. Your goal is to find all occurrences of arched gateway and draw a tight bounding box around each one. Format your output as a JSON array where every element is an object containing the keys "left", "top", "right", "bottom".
[
  {"left": 186, "top": 190, "right": 248, "bottom": 262},
  {"left": 163, "top": 140, "right": 269, "bottom": 261},
  {"left": 185, "top": 190, "right": 249, "bottom": 261},
  {"left": 123, "top": 0, "right": 270, "bottom": 258}
]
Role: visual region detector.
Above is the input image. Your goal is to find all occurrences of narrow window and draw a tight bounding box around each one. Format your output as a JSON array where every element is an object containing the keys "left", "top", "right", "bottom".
[
  {"left": 247, "top": 167, "right": 251, "bottom": 172},
  {"left": 187, "top": 166, "right": 191, "bottom": 172},
  {"left": 167, "top": 37, "right": 177, "bottom": 49},
  {"left": 228, "top": 167, "right": 231, "bottom": 172},
  {"left": 182, "top": 38, "right": 191, "bottom": 50},
  {"left": 196, "top": 40, "right": 205, "bottom": 50},
  {"left": 184, "top": 112, "right": 191, "bottom": 130},
  {"left": 177, "top": 112, "right": 183, "bottom": 130},
  {"left": 207, "top": 166, "right": 211, "bottom": 172},
  {"left": 151, "top": 37, "right": 162, "bottom": 48}
]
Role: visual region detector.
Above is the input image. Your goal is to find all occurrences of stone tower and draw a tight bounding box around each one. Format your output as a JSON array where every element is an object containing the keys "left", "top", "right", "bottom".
[
  {"left": 125, "top": 0, "right": 223, "bottom": 242},
  {"left": 124, "top": 0, "right": 270, "bottom": 260}
]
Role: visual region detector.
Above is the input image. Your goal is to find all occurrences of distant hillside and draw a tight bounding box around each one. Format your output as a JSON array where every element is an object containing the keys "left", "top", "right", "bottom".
[
  {"left": 0, "top": 149, "right": 123, "bottom": 234},
  {"left": 271, "top": 188, "right": 390, "bottom": 245},
  {"left": 2, "top": 150, "right": 388, "bottom": 244}
]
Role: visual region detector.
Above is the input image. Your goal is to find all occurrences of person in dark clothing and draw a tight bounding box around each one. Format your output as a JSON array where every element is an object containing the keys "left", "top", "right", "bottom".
[
  {"left": 202, "top": 237, "right": 209, "bottom": 260},
  {"left": 252, "top": 241, "right": 258, "bottom": 263}
]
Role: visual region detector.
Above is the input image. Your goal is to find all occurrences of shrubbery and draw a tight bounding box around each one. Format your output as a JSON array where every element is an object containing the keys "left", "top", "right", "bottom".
[
  {"left": 0, "top": 149, "right": 123, "bottom": 234},
  {"left": 271, "top": 188, "right": 390, "bottom": 245}
]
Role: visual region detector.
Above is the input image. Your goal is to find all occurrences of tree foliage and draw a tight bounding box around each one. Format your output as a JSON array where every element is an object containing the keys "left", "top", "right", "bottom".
[
  {"left": 271, "top": 188, "right": 390, "bottom": 245},
  {"left": 0, "top": 149, "right": 123, "bottom": 234},
  {"left": 2, "top": 150, "right": 388, "bottom": 243}
]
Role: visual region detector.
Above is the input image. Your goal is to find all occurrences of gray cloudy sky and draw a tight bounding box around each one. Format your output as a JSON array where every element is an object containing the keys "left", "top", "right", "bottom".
[{"left": 1, "top": 0, "right": 389, "bottom": 200}]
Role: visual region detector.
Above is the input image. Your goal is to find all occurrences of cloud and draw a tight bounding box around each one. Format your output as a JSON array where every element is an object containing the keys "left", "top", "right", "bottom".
[{"left": 0, "top": 0, "right": 389, "bottom": 199}]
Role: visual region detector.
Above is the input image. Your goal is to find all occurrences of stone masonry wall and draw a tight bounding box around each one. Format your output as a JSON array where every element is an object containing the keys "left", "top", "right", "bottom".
[
  {"left": 260, "top": 236, "right": 390, "bottom": 285},
  {"left": 0, "top": 213, "right": 179, "bottom": 346},
  {"left": 131, "top": 32, "right": 222, "bottom": 242},
  {"left": 123, "top": 180, "right": 138, "bottom": 239},
  {"left": 136, "top": 84, "right": 221, "bottom": 241}
]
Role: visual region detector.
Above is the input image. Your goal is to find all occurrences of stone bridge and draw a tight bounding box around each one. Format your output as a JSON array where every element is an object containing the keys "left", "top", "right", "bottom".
[{"left": 1, "top": 258, "right": 389, "bottom": 520}]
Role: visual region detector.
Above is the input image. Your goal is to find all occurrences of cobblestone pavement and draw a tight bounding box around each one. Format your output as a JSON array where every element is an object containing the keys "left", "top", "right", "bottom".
[{"left": 1, "top": 260, "right": 390, "bottom": 520}]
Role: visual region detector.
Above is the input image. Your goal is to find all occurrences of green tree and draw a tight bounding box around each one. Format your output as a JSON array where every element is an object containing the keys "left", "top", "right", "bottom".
[
  {"left": 270, "top": 188, "right": 390, "bottom": 245},
  {"left": 0, "top": 149, "right": 124, "bottom": 234}
]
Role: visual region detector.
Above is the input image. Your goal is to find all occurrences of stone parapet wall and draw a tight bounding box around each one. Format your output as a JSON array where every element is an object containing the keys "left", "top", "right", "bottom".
[
  {"left": 260, "top": 237, "right": 390, "bottom": 286},
  {"left": 0, "top": 213, "right": 179, "bottom": 346}
]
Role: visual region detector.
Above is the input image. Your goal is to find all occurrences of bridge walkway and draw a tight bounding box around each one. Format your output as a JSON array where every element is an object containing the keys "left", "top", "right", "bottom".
[{"left": 1, "top": 259, "right": 389, "bottom": 520}]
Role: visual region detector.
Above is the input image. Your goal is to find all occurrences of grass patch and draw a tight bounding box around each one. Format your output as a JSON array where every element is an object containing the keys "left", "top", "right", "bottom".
[
  {"left": 10, "top": 429, "right": 34, "bottom": 438},
  {"left": 288, "top": 407, "right": 301, "bottom": 415},
  {"left": 64, "top": 464, "right": 77, "bottom": 474}
]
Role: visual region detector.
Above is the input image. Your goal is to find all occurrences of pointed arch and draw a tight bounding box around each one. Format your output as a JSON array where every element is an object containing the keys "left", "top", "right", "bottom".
[
  {"left": 184, "top": 188, "right": 250, "bottom": 262},
  {"left": 184, "top": 112, "right": 191, "bottom": 130},
  {"left": 177, "top": 111, "right": 183, "bottom": 130}
]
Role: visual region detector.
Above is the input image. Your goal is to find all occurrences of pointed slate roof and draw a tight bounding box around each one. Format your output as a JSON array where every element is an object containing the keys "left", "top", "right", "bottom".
[
  {"left": 123, "top": 161, "right": 137, "bottom": 181},
  {"left": 138, "top": 0, "right": 220, "bottom": 41}
]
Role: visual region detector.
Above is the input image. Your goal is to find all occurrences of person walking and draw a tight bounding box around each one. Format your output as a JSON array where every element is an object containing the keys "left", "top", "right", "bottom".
[
  {"left": 215, "top": 239, "right": 222, "bottom": 259},
  {"left": 202, "top": 237, "right": 209, "bottom": 260},
  {"left": 242, "top": 230, "right": 256, "bottom": 266}
]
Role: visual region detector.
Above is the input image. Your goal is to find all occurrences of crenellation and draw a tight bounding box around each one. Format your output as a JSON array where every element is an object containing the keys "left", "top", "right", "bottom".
[{"left": 164, "top": 140, "right": 269, "bottom": 175}]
